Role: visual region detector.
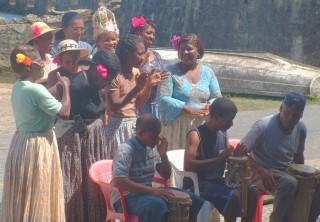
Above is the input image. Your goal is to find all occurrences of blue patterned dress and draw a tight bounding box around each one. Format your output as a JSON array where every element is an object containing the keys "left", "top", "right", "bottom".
[
  {"left": 138, "top": 50, "right": 166, "bottom": 119},
  {"left": 159, "top": 63, "right": 221, "bottom": 150}
]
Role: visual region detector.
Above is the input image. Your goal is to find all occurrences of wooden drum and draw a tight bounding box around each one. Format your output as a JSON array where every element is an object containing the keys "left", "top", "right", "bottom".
[
  {"left": 288, "top": 164, "right": 320, "bottom": 222},
  {"left": 225, "top": 156, "right": 250, "bottom": 216},
  {"left": 167, "top": 190, "right": 192, "bottom": 222}
]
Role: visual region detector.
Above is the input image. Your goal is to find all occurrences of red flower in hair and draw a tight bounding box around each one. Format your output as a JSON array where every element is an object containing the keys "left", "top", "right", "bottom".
[
  {"left": 96, "top": 64, "right": 108, "bottom": 78},
  {"left": 33, "top": 25, "right": 41, "bottom": 37},
  {"left": 131, "top": 17, "right": 146, "bottom": 28},
  {"left": 171, "top": 35, "right": 181, "bottom": 51},
  {"left": 53, "top": 56, "right": 62, "bottom": 66}
]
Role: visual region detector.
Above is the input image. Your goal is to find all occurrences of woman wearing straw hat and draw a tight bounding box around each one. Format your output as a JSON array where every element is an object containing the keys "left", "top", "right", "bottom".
[
  {"left": 49, "top": 42, "right": 121, "bottom": 222},
  {"left": 26, "top": 21, "right": 60, "bottom": 85},
  {"left": 47, "top": 39, "right": 89, "bottom": 88}
]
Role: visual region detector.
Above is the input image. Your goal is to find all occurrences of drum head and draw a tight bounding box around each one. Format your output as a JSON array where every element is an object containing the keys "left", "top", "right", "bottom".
[
  {"left": 289, "top": 164, "right": 320, "bottom": 177},
  {"left": 228, "top": 156, "right": 248, "bottom": 162},
  {"left": 169, "top": 190, "right": 190, "bottom": 201}
]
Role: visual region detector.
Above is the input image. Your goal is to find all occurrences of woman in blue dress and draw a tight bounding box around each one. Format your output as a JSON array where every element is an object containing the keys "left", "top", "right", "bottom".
[
  {"left": 130, "top": 17, "right": 166, "bottom": 118},
  {"left": 159, "top": 33, "right": 222, "bottom": 150}
]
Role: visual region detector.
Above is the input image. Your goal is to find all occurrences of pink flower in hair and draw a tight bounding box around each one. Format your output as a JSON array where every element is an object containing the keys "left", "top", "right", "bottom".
[
  {"left": 96, "top": 64, "right": 108, "bottom": 78},
  {"left": 171, "top": 35, "right": 181, "bottom": 51},
  {"left": 53, "top": 56, "right": 62, "bottom": 66},
  {"left": 131, "top": 17, "right": 146, "bottom": 28},
  {"left": 33, "top": 25, "right": 41, "bottom": 37}
]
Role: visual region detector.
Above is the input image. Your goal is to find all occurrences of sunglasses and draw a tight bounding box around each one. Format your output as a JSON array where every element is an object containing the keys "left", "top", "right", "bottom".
[{"left": 70, "top": 26, "right": 86, "bottom": 33}]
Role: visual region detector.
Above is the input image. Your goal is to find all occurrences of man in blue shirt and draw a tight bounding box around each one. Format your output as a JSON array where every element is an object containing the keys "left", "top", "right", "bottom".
[{"left": 111, "top": 113, "right": 204, "bottom": 222}]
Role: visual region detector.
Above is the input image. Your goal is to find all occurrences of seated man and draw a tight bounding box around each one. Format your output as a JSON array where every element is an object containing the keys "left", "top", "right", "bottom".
[
  {"left": 241, "top": 92, "right": 320, "bottom": 222},
  {"left": 184, "top": 97, "right": 259, "bottom": 222},
  {"left": 111, "top": 114, "right": 204, "bottom": 222}
]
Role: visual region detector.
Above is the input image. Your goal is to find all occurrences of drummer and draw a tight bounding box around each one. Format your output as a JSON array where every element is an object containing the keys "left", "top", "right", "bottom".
[
  {"left": 184, "top": 97, "right": 260, "bottom": 222},
  {"left": 241, "top": 92, "right": 320, "bottom": 222},
  {"left": 111, "top": 114, "right": 204, "bottom": 222}
]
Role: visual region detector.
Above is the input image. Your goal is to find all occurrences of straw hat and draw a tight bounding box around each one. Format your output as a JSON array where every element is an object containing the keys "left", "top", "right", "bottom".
[
  {"left": 25, "top": 22, "right": 61, "bottom": 44},
  {"left": 54, "top": 39, "right": 90, "bottom": 58}
]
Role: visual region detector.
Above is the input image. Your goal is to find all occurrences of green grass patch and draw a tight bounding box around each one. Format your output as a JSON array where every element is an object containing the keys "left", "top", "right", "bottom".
[{"left": 223, "top": 93, "right": 320, "bottom": 111}]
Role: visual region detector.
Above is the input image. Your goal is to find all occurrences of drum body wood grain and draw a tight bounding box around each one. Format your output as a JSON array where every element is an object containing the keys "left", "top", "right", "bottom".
[
  {"left": 167, "top": 190, "right": 192, "bottom": 222},
  {"left": 288, "top": 164, "right": 320, "bottom": 222},
  {"left": 225, "top": 156, "right": 249, "bottom": 216}
]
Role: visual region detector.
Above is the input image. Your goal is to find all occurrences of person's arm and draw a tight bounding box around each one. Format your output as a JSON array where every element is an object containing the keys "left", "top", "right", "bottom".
[
  {"left": 46, "top": 70, "right": 59, "bottom": 88},
  {"left": 112, "top": 177, "right": 174, "bottom": 201},
  {"left": 155, "top": 136, "right": 171, "bottom": 180},
  {"left": 184, "top": 130, "right": 233, "bottom": 171},
  {"left": 293, "top": 123, "right": 307, "bottom": 164},
  {"left": 241, "top": 120, "right": 277, "bottom": 192},
  {"left": 56, "top": 73, "right": 70, "bottom": 119},
  {"left": 108, "top": 73, "right": 147, "bottom": 111},
  {"left": 112, "top": 143, "right": 174, "bottom": 200},
  {"left": 136, "top": 71, "right": 169, "bottom": 108},
  {"left": 293, "top": 152, "right": 304, "bottom": 164},
  {"left": 246, "top": 155, "right": 277, "bottom": 192}
]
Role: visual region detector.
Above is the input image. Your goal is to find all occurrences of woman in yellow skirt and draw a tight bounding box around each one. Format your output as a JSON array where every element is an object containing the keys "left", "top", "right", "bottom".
[{"left": 0, "top": 45, "right": 70, "bottom": 221}]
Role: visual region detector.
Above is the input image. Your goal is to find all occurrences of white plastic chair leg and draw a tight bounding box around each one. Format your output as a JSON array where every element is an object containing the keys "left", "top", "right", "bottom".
[{"left": 197, "top": 201, "right": 220, "bottom": 222}]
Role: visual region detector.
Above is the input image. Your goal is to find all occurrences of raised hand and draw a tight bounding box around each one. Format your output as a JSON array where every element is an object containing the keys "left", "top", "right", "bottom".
[
  {"left": 233, "top": 143, "right": 247, "bottom": 156},
  {"left": 147, "top": 70, "right": 169, "bottom": 86},
  {"left": 135, "top": 72, "right": 148, "bottom": 89},
  {"left": 217, "top": 147, "right": 234, "bottom": 161},
  {"left": 56, "top": 72, "right": 69, "bottom": 87},
  {"left": 157, "top": 136, "right": 168, "bottom": 157}
]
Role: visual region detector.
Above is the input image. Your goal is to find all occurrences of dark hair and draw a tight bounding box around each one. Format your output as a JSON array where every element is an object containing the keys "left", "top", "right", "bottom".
[
  {"left": 136, "top": 113, "right": 161, "bottom": 133},
  {"left": 179, "top": 33, "right": 204, "bottom": 58},
  {"left": 10, "top": 45, "right": 39, "bottom": 76},
  {"left": 129, "top": 19, "right": 156, "bottom": 34},
  {"left": 115, "top": 34, "right": 144, "bottom": 67},
  {"left": 78, "top": 50, "right": 121, "bottom": 80},
  {"left": 209, "top": 97, "right": 237, "bottom": 118},
  {"left": 55, "top": 12, "right": 83, "bottom": 41}
]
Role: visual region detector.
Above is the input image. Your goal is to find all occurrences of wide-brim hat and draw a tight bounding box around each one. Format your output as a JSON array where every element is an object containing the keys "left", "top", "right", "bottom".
[
  {"left": 25, "top": 21, "right": 61, "bottom": 44},
  {"left": 53, "top": 39, "right": 90, "bottom": 58}
]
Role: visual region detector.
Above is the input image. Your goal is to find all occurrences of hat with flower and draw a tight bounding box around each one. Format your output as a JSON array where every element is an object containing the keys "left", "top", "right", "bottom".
[
  {"left": 25, "top": 22, "right": 61, "bottom": 44},
  {"left": 92, "top": 5, "right": 119, "bottom": 39}
]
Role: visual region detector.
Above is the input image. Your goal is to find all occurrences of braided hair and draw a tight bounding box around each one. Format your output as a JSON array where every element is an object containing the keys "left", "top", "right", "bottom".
[
  {"left": 115, "top": 34, "right": 144, "bottom": 67},
  {"left": 78, "top": 49, "right": 121, "bottom": 80}
]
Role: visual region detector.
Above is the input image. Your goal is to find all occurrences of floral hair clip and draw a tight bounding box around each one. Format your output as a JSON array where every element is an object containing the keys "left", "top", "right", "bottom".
[
  {"left": 171, "top": 35, "right": 181, "bottom": 51},
  {"left": 33, "top": 25, "right": 41, "bottom": 37},
  {"left": 131, "top": 16, "right": 146, "bottom": 28},
  {"left": 96, "top": 64, "right": 108, "bottom": 78},
  {"left": 53, "top": 56, "right": 62, "bottom": 66},
  {"left": 16, "top": 53, "right": 32, "bottom": 66}
]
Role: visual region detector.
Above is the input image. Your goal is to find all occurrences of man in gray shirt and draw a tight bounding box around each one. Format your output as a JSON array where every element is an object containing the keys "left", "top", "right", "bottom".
[{"left": 241, "top": 92, "right": 320, "bottom": 222}]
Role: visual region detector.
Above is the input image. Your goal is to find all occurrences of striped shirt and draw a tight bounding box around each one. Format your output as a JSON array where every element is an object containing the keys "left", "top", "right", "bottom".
[{"left": 111, "top": 136, "right": 161, "bottom": 203}]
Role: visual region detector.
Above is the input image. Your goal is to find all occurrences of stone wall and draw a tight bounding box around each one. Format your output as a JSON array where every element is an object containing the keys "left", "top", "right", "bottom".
[
  {"left": 117, "top": 0, "right": 320, "bottom": 67},
  {"left": 0, "top": 14, "right": 93, "bottom": 66}
]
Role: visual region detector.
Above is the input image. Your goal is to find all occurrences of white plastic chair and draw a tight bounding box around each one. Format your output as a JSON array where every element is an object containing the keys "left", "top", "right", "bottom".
[{"left": 167, "top": 149, "right": 220, "bottom": 222}]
